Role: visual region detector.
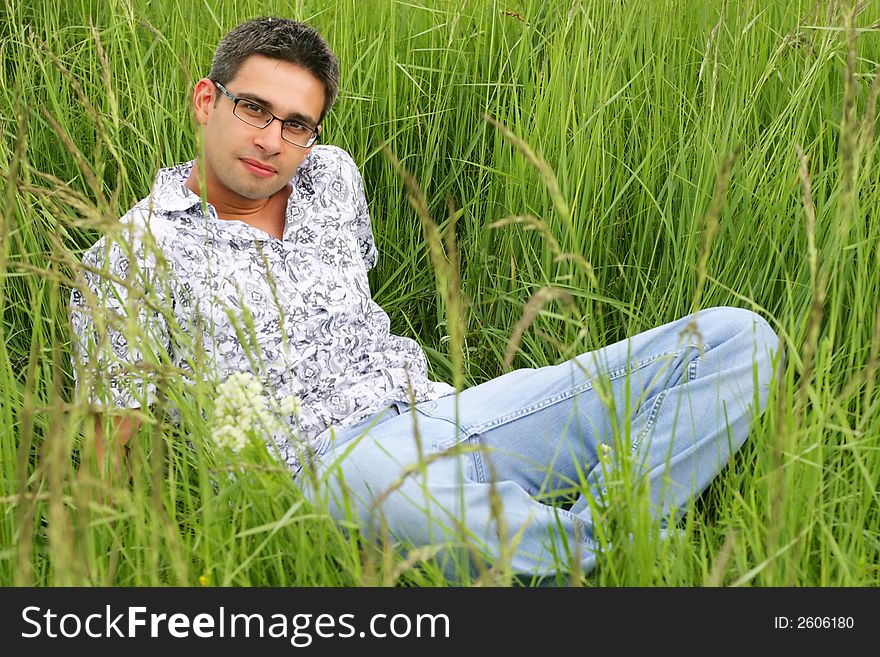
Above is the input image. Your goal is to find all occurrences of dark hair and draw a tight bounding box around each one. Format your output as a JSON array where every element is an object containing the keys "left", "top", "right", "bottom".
[{"left": 208, "top": 17, "right": 339, "bottom": 120}]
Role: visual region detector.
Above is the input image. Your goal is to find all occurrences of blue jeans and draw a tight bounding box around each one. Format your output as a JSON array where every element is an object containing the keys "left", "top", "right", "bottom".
[{"left": 298, "top": 307, "right": 782, "bottom": 578}]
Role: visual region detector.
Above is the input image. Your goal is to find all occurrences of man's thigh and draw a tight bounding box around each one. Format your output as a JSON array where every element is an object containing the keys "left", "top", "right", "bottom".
[{"left": 406, "top": 311, "right": 717, "bottom": 498}]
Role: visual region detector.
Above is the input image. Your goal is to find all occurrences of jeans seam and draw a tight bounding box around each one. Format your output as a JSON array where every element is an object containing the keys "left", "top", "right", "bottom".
[
  {"left": 631, "top": 389, "right": 667, "bottom": 457},
  {"left": 630, "top": 339, "right": 710, "bottom": 455},
  {"left": 547, "top": 504, "right": 598, "bottom": 548},
  {"left": 687, "top": 340, "right": 710, "bottom": 382},
  {"left": 467, "top": 435, "right": 486, "bottom": 483},
  {"left": 597, "top": 339, "right": 710, "bottom": 497},
  {"left": 468, "top": 348, "right": 684, "bottom": 435}
]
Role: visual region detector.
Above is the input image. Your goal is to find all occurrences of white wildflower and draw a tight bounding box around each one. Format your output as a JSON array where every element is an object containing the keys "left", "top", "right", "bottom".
[
  {"left": 211, "top": 371, "right": 282, "bottom": 453},
  {"left": 277, "top": 395, "right": 301, "bottom": 417}
]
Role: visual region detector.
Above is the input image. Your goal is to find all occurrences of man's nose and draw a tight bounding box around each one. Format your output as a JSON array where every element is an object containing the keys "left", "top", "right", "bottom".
[{"left": 253, "top": 117, "right": 285, "bottom": 153}]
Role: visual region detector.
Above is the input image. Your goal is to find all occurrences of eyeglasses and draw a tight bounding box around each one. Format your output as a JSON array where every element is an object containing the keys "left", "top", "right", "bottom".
[{"left": 212, "top": 81, "right": 320, "bottom": 148}]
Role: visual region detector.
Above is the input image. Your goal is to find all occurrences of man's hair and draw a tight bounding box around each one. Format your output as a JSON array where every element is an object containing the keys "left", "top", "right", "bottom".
[{"left": 208, "top": 17, "right": 339, "bottom": 121}]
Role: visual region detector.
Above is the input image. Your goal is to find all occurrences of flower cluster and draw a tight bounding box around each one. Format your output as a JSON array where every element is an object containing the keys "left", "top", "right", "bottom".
[{"left": 211, "top": 371, "right": 300, "bottom": 454}]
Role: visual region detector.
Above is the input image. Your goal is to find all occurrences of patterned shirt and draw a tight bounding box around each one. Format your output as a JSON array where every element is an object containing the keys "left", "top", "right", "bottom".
[{"left": 70, "top": 145, "right": 454, "bottom": 468}]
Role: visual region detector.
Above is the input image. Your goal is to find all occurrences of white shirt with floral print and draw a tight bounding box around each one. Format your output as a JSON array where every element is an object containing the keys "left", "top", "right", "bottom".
[{"left": 70, "top": 145, "right": 454, "bottom": 469}]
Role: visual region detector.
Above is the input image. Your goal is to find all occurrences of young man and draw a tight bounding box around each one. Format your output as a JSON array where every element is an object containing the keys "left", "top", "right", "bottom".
[{"left": 71, "top": 17, "right": 782, "bottom": 579}]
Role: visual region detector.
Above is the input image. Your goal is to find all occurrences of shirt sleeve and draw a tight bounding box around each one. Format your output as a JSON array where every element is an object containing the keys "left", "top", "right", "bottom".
[
  {"left": 69, "top": 226, "right": 173, "bottom": 410},
  {"left": 348, "top": 156, "right": 379, "bottom": 271}
]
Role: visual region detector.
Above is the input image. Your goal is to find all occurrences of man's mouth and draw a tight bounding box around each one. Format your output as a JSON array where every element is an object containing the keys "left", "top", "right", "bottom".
[{"left": 240, "top": 158, "right": 277, "bottom": 177}]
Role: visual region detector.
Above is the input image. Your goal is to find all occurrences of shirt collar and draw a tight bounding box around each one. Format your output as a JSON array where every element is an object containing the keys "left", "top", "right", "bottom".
[
  {"left": 146, "top": 159, "right": 298, "bottom": 244},
  {"left": 147, "top": 160, "right": 203, "bottom": 214}
]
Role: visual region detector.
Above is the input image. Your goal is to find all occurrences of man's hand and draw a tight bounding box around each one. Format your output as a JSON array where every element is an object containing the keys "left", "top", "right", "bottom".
[
  {"left": 81, "top": 410, "right": 143, "bottom": 504},
  {"left": 94, "top": 412, "right": 142, "bottom": 468}
]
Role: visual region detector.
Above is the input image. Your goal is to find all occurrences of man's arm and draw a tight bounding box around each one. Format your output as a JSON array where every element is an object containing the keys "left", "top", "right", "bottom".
[{"left": 70, "top": 231, "right": 170, "bottom": 484}]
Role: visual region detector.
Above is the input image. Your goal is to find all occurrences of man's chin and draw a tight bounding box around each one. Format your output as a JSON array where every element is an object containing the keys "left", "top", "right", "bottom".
[{"left": 230, "top": 179, "right": 284, "bottom": 201}]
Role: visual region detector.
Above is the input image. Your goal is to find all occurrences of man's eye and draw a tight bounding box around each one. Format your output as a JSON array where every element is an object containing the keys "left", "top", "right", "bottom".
[
  {"left": 284, "top": 122, "right": 309, "bottom": 133},
  {"left": 241, "top": 103, "right": 266, "bottom": 116}
]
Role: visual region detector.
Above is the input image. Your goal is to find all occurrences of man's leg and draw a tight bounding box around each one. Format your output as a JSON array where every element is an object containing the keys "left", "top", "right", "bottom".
[{"left": 301, "top": 307, "right": 782, "bottom": 576}]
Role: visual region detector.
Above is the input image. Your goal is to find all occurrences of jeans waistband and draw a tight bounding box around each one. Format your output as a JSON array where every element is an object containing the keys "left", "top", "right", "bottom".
[{"left": 315, "top": 401, "right": 404, "bottom": 454}]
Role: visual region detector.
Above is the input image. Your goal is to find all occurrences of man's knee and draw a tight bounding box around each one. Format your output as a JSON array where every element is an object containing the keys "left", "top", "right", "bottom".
[
  {"left": 736, "top": 308, "right": 782, "bottom": 379},
  {"left": 705, "top": 306, "right": 780, "bottom": 353},
  {"left": 691, "top": 307, "right": 782, "bottom": 394},
  {"left": 711, "top": 306, "right": 784, "bottom": 391}
]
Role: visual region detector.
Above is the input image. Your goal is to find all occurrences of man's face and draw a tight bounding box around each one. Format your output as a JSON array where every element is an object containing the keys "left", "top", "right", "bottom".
[{"left": 194, "top": 54, "right": 326, "bottom": 202}]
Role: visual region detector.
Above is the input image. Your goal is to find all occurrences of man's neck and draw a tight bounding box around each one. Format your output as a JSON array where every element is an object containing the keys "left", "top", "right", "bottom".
[{"left": 185, "top": 162, "right": 291, "bottom": 239}]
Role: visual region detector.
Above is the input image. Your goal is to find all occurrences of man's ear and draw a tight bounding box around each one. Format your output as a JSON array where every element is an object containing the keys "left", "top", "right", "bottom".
[
  {"left": 302, "top": 123, "right": 322, "bottom": 156},
  {"left": 192, "top": 78, "right": 216, "bottom": 126}
]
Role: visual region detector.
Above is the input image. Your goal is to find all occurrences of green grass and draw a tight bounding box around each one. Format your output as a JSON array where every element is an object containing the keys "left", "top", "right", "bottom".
[{"left": 1, "top": 0, "right": 879, "bottom": 586}]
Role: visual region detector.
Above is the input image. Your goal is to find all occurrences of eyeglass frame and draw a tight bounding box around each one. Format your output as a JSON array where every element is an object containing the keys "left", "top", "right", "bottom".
[{"left": 212, "top": 80, "right": 321, "bottom": 148}]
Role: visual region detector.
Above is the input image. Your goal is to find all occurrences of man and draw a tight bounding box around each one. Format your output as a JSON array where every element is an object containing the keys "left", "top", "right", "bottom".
[{"left": 70, "top": 17, "right": 782, "bottom": 579}]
